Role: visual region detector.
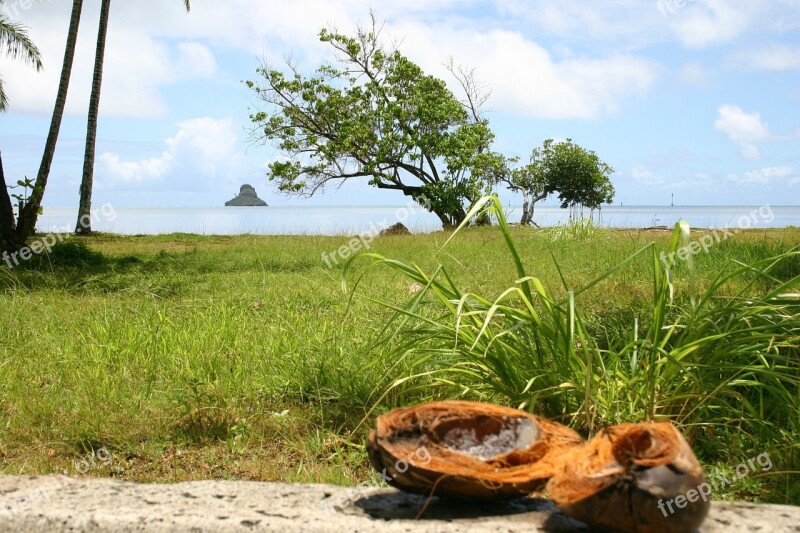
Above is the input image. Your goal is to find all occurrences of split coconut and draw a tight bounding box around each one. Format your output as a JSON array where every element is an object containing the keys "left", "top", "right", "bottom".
[
  {"left": 547, "top": 422, "right": 710, "bottom": 533},
  {"left": 369, "top": 403, "right": 709, "bottom": 533},
  {"left": 367, "top": 400, "right": 585, "bottom": 500}
]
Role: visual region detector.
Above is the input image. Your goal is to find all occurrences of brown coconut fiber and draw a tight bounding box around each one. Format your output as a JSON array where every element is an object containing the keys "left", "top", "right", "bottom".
[
  {"left": 367, "top": 400, "right": 585, "bottom": 500},
  {"left": 546, "top": 422, "right": 710, "bottom": 533}
]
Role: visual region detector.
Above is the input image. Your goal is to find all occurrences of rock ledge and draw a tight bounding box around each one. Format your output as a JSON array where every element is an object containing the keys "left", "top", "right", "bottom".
[{"left": 1, "top": 476, "right": 798, "bottom": 532}]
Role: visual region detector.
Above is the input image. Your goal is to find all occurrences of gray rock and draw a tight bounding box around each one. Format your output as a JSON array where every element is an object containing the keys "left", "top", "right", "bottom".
[
  {"left": 380, "top": 222, "right": 412, "bottom": 236},
  {"left": 225, "top": 184, "right": 268, "bottom": 207},
  {"left": 0, "top": 476, "right": 797, "bottom": 532}
]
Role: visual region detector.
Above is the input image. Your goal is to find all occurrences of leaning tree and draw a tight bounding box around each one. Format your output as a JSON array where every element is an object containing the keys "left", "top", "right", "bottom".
[
  {"left": 501, "top": 139, "right": 615, "bottom": 226},
  {"left": 1, "top": 0, "right": 84, "bottom": 254},
  {"left": 246, "top": 17, "right": 504, "bottom": 228},
  {"left": 2, "top": 0, "right": 84, "bottom": 254},
  {"left": 1, "top": 2, "right": 43, "bottom": 251}
]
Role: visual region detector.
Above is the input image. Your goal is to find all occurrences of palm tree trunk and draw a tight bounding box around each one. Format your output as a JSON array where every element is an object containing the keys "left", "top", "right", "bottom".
[
  {"left": 15, "top": 0, "right": 84, "bottom": 241},
  {"left": 0, "top": 152, "right": 22, "bottom": 253},
  {"left": 73, "top": 0, "right": 188, "bottom": 235},
  {"left": 76, "top": 0, "right": 111, "bottom": 235}
]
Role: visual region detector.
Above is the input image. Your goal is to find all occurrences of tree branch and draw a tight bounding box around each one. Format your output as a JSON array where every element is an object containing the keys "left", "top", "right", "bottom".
[{"left": 445, "top": 57, "right": 490, "bottom": 124}]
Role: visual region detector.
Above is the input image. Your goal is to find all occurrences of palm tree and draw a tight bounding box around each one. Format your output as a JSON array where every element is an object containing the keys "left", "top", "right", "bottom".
[
  {"left": 75, "top": 0, "right": 191, "bottom": 234},
  {"left": 2, "top": 0, "right": 84, "bottom": 253},
  {"left": 1, "top": 3, "right": 43, "bottom": 250},
  {"left": 0, "top": 6, "right": 43, "bottom": 111}
]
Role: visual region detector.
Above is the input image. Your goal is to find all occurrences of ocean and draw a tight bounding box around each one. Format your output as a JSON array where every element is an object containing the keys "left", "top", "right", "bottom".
[{"left": 34, "top": 205, "right": 800, "bottom": 236}]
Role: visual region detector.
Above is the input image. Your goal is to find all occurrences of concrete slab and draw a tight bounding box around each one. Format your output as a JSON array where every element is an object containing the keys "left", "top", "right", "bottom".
[{"left": 1, "top": 476, "right": 797, "bottom": 532}]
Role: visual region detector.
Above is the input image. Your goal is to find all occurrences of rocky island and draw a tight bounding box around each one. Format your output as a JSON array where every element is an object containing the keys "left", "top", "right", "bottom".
[{"left": 225, "top": 184, "right": 268, "bottom": 206}]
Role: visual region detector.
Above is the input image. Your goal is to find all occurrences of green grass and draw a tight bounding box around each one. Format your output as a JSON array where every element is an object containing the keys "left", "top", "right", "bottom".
[{"left": 0, "top": 216, "right": 798, "bottom": 504}]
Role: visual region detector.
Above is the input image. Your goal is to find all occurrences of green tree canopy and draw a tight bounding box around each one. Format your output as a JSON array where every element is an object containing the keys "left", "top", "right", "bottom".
[
  {"left": 502, "top": 139, "right": 615, "bottom": 226},
  {"left": 246, "top": 18, "right": 503, "bottom": 227}
]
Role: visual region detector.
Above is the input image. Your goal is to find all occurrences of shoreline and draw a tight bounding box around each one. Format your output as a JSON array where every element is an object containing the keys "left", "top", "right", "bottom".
[{"left": 22, "top": 225, "right": 800, "bottom": 238}]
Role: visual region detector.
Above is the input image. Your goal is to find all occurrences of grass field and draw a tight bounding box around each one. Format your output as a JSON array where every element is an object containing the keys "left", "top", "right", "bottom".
[{"left": 1, "top": 217, "right": 798, "bottom": 504}]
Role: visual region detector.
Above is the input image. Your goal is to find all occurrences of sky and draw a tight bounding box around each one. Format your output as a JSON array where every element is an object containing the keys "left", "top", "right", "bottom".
[{"left": 1, "top": 0, "right": 799, "bottom": 209}]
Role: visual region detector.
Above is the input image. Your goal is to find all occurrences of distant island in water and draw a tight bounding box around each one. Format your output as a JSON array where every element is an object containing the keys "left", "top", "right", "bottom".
[{"left": 225, "top": 184, "right": 268, "bottom": 206}]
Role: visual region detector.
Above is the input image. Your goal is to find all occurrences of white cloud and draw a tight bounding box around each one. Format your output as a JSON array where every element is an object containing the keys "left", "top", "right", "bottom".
[
  {"left": 8, "top": 1, "right": 661, "bottom": 121},
  {"left": 1, "top": 2, "right": 216, "bottom": 117},
  {"left": 165, "top": 2, "right": 662, "bottom": 120},
  {"left": 7, "top": 0, "right": 795, "bottom": 122},
  {"left": 392, "top": 24, "right": 659, "bottom": 119},
  {"left": 668, "top": 0, "right": 748, "bottom": 48},
  {"left": 492, "top": 0, "right": 800, "bottom": 54},
  {"left": 677, "top": 62, "right": 711, "bottom": 87},
  {"left": 174, "top": 42, "right": 218, "bottom": 79},
  {"left": 105, "top": 0, "right": 474, "bottom": 59},
  {"left": 98, "top": 117, "right": 242, "bottom": 191},
  {"left": 738, "top": 143, "right": 762, "bottom": 160},
  {"left": 728, "top": 166, "right": 795, "bottom": 185},
  {"left": 714, "top": 105, "right": 771, "bottom": 159},
  {"left": 729, "top": 45, "right": 800, "bottom": 71},
  {"left": 493, "top": 0, "right": 662, "bottom": 44},
  {"left": 99, "top": 152, "right": 172, "bottom": 184},
  {"left": 628, "top": 165, "right": 723, "bottom": 192},
  {"left": 631, "top": 166, "right": 665, "bottom": 186}
]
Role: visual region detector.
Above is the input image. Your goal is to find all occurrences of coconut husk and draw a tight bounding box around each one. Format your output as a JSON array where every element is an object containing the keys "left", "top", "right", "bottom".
[
  {"left": 546, "top": 422, "right": 710, "bottom": 533},
  {"left": 367, "top": 400, "right": 585, "bottom": 500}
]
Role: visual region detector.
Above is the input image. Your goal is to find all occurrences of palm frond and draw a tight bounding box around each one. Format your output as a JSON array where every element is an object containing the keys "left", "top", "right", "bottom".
[
  {"left": 0, "top": 75, "right": 8, "bottom": 111},
  {"left": 0, "top": 16, "right": 43, "bottom": 70}
]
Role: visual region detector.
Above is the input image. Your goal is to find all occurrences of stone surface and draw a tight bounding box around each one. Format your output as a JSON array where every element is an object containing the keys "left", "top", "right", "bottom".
[
  {"left": 1, "top": 475, "right": 798, "bottom": 532},
  {"left": 225, "top": 184, "right": 268, "bottom": 207}
]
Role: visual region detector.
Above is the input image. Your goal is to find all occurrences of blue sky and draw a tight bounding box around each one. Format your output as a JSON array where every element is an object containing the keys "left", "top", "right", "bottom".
[{"left": 1, "top": 0, "right": 799, "bottom": 208}]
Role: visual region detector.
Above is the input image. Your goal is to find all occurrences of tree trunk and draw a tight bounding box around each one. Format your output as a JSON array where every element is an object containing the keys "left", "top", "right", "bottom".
[
  {"left": 472, "top": 201, "right": 492, "bottom": 227},
  {"left": 433, "top": 206, "right": 468, "bottom": 230},
  {"left": 520, "top": 190, "right": 532, "bottom": 226},
  {"left": 15, "top": 0, "right": 84, "bottom": 241},
  {"left": 391, "top": 184, "right": 467, "bottom": 230},
  {"left": 0, "top": 152, "right": 22, "bottom": 254},
  {"left": 76, "top": 0, "right": 111, "bottom": 235},
  {"left": 520, "top": 190, "right": 547, "bottom": 227},
  {"left": 432, "top": 211, "right": 450, "bottom": 229}
]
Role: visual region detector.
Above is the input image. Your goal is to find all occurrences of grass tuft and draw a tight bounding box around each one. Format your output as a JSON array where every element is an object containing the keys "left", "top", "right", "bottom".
[{"left": 345, "top": 196, "right": 800, "bottom": 502}]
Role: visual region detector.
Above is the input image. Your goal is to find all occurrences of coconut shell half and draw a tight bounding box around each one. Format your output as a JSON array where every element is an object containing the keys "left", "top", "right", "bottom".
[
  {"left": 546, "top": 422, "right": 710, "bottom": 533},
  {"left": 367, "top": 401, "right": 585, "bottom": 500}
]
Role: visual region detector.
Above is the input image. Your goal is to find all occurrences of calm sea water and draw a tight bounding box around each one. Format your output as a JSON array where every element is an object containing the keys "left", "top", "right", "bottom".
[{"left": 35, "top": 205, "right": 800, "bottom": 236}]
